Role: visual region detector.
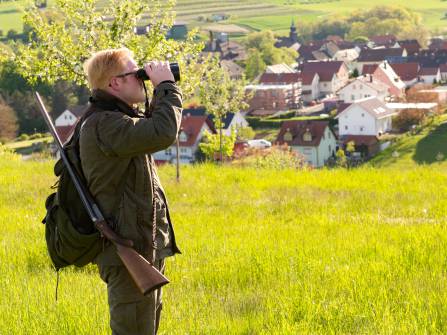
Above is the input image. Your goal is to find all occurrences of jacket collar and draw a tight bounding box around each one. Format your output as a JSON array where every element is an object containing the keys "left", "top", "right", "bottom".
[{"left": 88, "top": 89, "right": 143, "bottom": 118}]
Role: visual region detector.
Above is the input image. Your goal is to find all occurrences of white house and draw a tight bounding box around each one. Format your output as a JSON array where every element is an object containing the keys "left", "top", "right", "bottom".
[
  {"left": 153, "top": 114, "right": 215, "bottom": 164},
  {"left": 299, "top": 72, "right": 320, "bottom": 103},
  {"left": 276, "top": 120, "right": 337, "bottom": 167},
  {"left": 337, "top": 76, "right": 389, "bottom": 103},
  {"left": 418, "top": 67, "right": 442, "bottom": 84},
  {"left": 55, "top": 110, "right": 77, "bottom": 127},
  {"left": 336, "top": 97, "right": 397, "bottom": 137}
]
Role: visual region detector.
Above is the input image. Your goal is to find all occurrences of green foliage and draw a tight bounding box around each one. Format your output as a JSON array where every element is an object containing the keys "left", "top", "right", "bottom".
[
  {"left": 10, "top": 0, "right": 204, "bottom": 101},
  {"left": 199, "top": 129, "right": 237, "bottom": 161},
  {"left": 336, "top": 148, "right": 347, "bottom": 167},
  {"left": 236, "top": 126, "right": 255, "bottom": 141},
  {"left": 243, "top": 30, "right": 298, "bottom": 67},
  {"left": 245, "top": 49, "right": 266, "bottom": 80},
  {"left": 232, "top": 145, "right": 305, "bottom": 170}
]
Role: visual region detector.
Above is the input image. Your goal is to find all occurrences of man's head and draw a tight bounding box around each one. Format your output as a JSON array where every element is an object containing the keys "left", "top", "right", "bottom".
[{"left": 83, "top": 48, "right": 145, "bottom": 105}]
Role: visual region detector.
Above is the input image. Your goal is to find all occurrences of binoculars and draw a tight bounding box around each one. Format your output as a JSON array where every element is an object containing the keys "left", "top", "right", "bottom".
[{"left": 135, "top": 63, "right": 180, "bottom": 82}]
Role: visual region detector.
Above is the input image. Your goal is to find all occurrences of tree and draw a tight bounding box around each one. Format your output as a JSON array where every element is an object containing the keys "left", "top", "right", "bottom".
[
  {"left": 336, "top": 149, "right": 347, "bottom": 167},
  {"left": 243, "top": 30, "right": 298, "bottom": 68},
  {"left": 11, "top": 0, "right": 204, "bottom": 102},
  {"left": 199, "top": 129, "right": 236, "bottom": 161},
  {"left": 0, "top": 98, "right": 18, "bottom": 141},
  {"left": 245, "top": 49, "right": 266, "bottom": 80},
  {"left": 199, "top": 57, "right": 250, "bottom": 162}
]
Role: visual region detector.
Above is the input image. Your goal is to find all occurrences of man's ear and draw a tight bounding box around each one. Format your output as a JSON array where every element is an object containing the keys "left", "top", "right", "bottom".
[{"left": 109, "top": 77, "right": 119, "bottom": 90}]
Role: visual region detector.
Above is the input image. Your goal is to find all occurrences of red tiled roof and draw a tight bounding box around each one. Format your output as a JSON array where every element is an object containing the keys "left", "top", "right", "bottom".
[
  {"left": 418, "top": 67, "right": 439, "bottom": 76},
  {"left": 370, "top": 35, "right": 397, "bottom": 45},
  {"left": 56, "top": 125, "right": 76, "bottom": 144},
  {"left": 341, "top": 135, "right": 378, "bottom": 146},
  {"left": 300, "top": 61, "right": 344, "bottom": 74},
  {"left": 299, "top": 72, "right": 318, "bottom": 85},
  {"left": 178, "top": 115, "right": 213, "bottom": 147},
  {"left": 259, "top": 72, "right": 300, "bottom": 84},
  {"left": 398, "top": 40, "right": 421, "bottom": 55},
  {"left": 390, "top": 62, "right": 420, "bottom": 81},
  {"left": 440, "top": 64, "right": 447, "bottom": 72},
  {"left": 276, "top": 120, "right": 333, "bottom": 147},
  {"left": 362, "top": 64, "right": 379, "bottom": 75}
]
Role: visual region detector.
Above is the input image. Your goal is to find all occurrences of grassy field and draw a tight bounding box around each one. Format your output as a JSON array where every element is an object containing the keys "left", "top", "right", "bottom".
[
  {"left": 369, "top": 114, "right": 447, "bottom": 169},
  {"left": 1, "top": 148, "right": 447, "bottom": 333},
  {"left": 1, "top": 0, "right": 446, "bottom": 36}
]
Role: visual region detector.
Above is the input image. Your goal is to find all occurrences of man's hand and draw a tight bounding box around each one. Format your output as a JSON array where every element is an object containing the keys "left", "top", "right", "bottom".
[{"left": 144, "top": 61, "right": 175, "bottom": 88}]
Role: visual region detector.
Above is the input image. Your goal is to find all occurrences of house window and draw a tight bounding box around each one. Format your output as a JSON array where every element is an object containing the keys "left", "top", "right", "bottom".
[
  {"left": 345, "top": 125, "right": 348, "bottom": 130},
  {"left": 180, "top": 148, "right": 187, "bottom": 154},
  {"left": 361, "top": 113, "right": 365, "bottom": 117},
  {"left": 64, "top": 115, "right": 67, "bottom": 120},
  {"left": 351, "top": 95, "right": 355, "bottom": 101},
  {"left": 179, "top": 131, "right": 188, "bottom": 142},
  {"left": 360, "top": 126, "right": 364, "bottom": 132},
  {"left": 165, "top": 148, "right": 172, "bottom": 155},
  {"left": 329, "top": 145, "right": 331, "bottom": 152}
]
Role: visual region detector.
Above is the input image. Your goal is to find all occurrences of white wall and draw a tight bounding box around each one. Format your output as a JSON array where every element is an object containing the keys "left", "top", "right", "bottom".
[
  {"left": 338, "top": 105, "right": 377, "bottom": 136},
  {"left": 55, "top": 110, "right": 78, "bottom": 126},
  {"left": 338, "top": 80, "right": 387, "bottom": 103}
]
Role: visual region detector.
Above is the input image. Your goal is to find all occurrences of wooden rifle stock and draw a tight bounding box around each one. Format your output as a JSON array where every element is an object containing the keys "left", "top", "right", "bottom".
[{"left": 35, "top": 91, "right": 169, "bottom": 295}]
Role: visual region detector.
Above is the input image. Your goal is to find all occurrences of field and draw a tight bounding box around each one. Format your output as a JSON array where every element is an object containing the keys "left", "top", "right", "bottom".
[
  {"left": 1, "top": 148, "right": 447, "bottom": 333},
  {"left": 1, "top": 0, "right": 446, "bottom": 37},
  {"left": 370, "top": 114, "right": 447, "bottom": 169}
]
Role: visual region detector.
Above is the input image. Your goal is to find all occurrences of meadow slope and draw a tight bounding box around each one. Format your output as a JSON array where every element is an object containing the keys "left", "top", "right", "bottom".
[{"left": 0, "top": 151, "right": 447, "bottom": 334}]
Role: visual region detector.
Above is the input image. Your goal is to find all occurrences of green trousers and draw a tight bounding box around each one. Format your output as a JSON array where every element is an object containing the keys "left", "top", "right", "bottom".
[{"left": 98, "top": 259, "right": 165, "bottom": 335}]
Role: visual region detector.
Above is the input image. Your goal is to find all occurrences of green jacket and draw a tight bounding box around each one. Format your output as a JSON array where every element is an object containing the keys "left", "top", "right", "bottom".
[{"left": 79, "top": 82, "right": 182, "bottom": 265}]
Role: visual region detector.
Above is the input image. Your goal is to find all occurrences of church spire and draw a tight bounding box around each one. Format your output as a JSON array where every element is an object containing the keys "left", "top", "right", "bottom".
[{"left": 289, "top": 18, "right": 297, "bottom": 43}]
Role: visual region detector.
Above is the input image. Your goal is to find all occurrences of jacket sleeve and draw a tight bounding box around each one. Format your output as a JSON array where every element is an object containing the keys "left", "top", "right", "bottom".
[{"left": 95, "top": 82, "right": 182, "bottom": 158}]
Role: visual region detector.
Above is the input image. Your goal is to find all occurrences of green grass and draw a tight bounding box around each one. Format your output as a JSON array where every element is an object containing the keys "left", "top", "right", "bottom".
[
  {"left": 4, "top": 136, "right": 53, "bottom": 150},
  {"left": 1, "top": 149, "right": 447, "bottom": 333},
  {"left": 369, "top": 114, "right": 447, "bottom": 169}
]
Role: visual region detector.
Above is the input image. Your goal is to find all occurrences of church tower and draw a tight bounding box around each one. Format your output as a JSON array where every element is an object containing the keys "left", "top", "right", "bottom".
[{"left": 289, "top": 19, "right": 298, "bottom": 43}]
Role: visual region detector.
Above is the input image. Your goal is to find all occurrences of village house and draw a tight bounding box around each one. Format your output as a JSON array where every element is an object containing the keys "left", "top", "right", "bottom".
[
  {"left": 362, "top": 61, "right": 405, "bottom": 98},
  {"left": 299, "top": 61, "right": 349, "bottom": 98},
  {"left": 220, "top": 60, "right": 244, "bottom": 80},
  {"left": 181, "top": 108, "right": 249, "bottom": 136},
  {"left": 152, "top": 114, "right": 216, "bottom": 164},
  {"left": 389, "top": 62, "right": 420, "bottom": 87},
  {"left": 397, "top": 40, "right": 421, "bottom": 56},
  {"left": 245, "top": 72, "right": 302, "bottom": 116},
  {"left": 276, "top": 120, "right": 337, "bottom": 168},
  {"left": 337, "top": 75, "right": 390, "bottom": 103},
  {"left": 370, "top": 35, "right": 398, "bottom": 48},
  {"left": 299, "top": 72, "right": 320, "bottom": 103},
  {"left": 54, "top": 106, "right": 85, "bottom": 143},
  {"left": 356, "top": 48, "right": 407, "bottom": 72},
  {"left": 335, "top": 97, "right": 397, "bottom": 138},
  {"left": 274, "top": 20, "right": 300, "bottom": 53},
  {"left": 418, "top": 67, "right": 442, "bottom": 84}
]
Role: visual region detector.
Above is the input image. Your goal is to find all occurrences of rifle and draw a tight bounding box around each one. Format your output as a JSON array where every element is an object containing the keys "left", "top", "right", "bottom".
[{"left": 35, "top": 91, "right": 169, "bottom": 295}]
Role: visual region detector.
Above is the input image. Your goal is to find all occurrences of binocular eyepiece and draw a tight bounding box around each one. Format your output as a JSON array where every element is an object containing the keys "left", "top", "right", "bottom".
[{"left": 135, "top": 63, "right": 180, "bottom": 82}]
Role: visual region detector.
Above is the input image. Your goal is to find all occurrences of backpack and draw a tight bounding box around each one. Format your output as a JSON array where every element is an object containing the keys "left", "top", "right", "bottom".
[{"left": 42, "top": 107, "right": 105, "bottom": 271}]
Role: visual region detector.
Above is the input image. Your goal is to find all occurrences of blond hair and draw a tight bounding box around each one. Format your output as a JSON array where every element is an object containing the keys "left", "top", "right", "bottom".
[{"left": 83, "top": 48, "right": 133, "bottom": 90}]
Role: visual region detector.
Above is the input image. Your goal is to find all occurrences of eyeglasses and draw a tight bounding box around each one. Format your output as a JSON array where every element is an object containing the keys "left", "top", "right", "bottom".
[{"left": 115, "top": 71, "right": 138, "bottom": 78}]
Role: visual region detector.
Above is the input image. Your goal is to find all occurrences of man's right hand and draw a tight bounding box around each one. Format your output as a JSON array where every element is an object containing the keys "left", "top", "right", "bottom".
[{"left": 144, "top": 61, "right": 175, "bottom": 88}]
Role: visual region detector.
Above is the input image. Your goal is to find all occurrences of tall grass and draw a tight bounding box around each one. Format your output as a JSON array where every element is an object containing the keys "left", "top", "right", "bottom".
[{"left": 0, "top": 153, "right": 446, "bottom": 334}]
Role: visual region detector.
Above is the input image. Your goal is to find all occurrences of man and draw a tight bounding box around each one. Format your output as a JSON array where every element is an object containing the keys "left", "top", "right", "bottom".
[{"left": 79, "top": 48, "right": 182, "bottom": 335}]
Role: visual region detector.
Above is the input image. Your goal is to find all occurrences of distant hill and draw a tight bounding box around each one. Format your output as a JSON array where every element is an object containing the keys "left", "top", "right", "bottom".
[{"left": 369, "top": 114, "right": 447, "bottom": 169}]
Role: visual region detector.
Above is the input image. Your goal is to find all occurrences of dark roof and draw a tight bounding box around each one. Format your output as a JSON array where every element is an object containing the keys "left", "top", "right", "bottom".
[
  {"left": 299, "top": 61, "right": 345, "bottom": 81},
  {"left": 259, "top": 72, "right": 301, "bottom": 84},
  {"left": 398, "top": 40, "right": 421, "bottom": 55},
  {"left": 389, "top": 62, "right": 420, "bottom": 81},
  {"left": 299, "top": 72, "right": 318, "bottom": 85},
  {"left": 182, "top": 108, "right": 236, "bottom": 130},
  {"left": 440, "top": 64, "right": 447, "bottom": 72},
  {"left": 361, "top": 64, "right": 379, "bottom": 75},
  {"left": 358, "top": 48, "right": 405, "bottom": 62},
  {"left": 276, "top": 120, "right": 333, "bottom": 147},
  {"left": 67, "top": 105, "right": 87, "bottom": 118}
]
